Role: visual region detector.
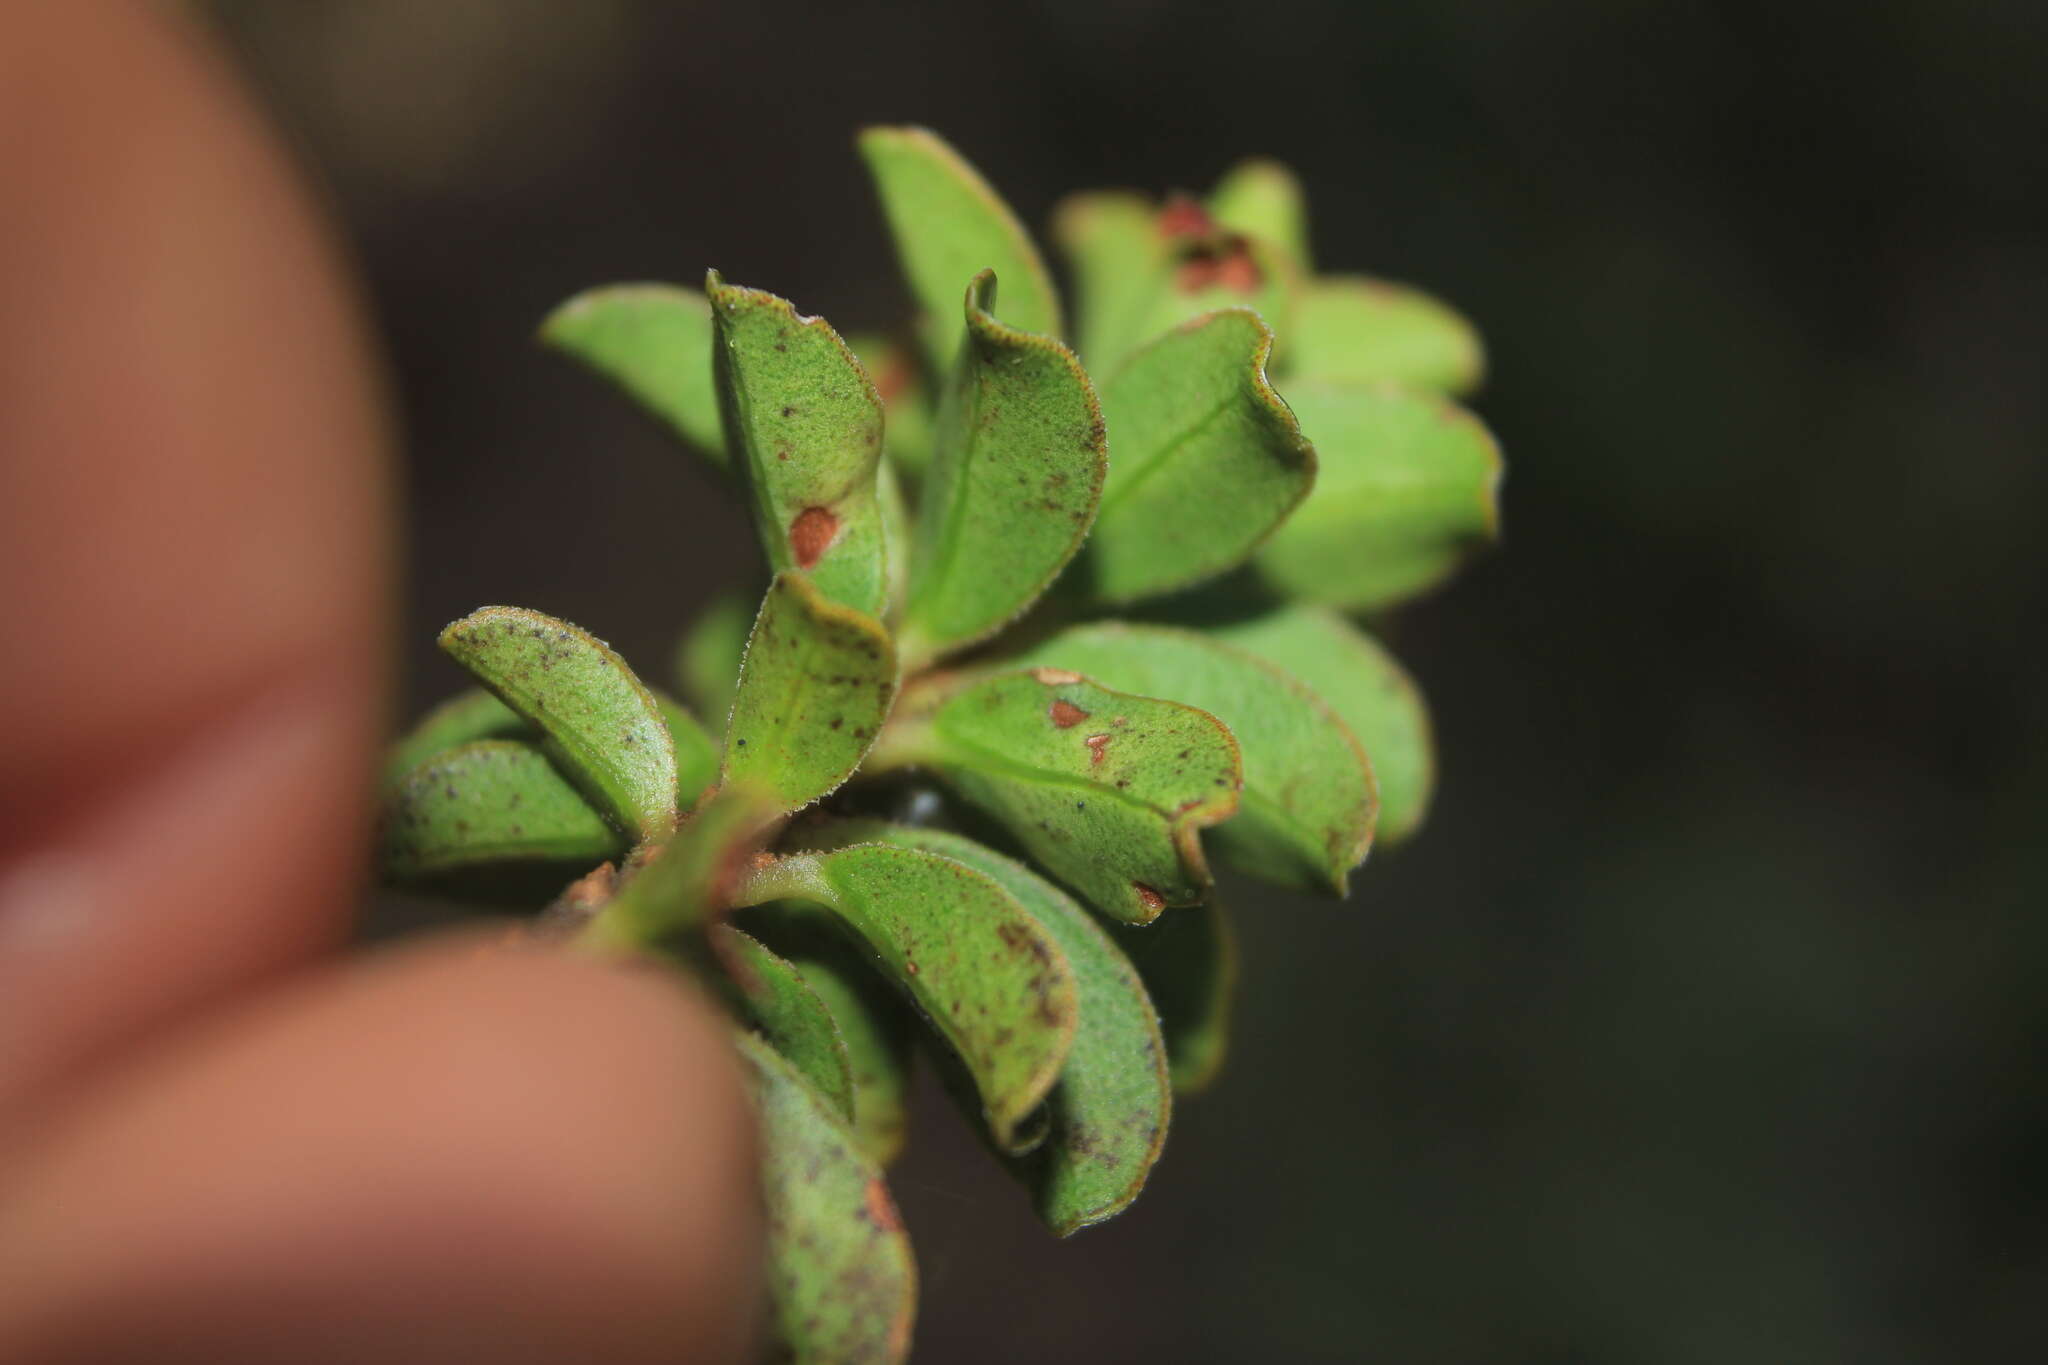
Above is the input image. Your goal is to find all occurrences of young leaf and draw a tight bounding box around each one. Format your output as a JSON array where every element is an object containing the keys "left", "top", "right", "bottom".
[
  {"left": 1209, "top": 604, "right": 1436, "bottom": 844},
  {"left": 707, "top": 271, "right": 888, "bottom": 617},
  {"left": 1286, "top": 275, "right": 1485, "bottom": 395},
  {"left": 1207, "top": 158, "right": 1312, "bottom": 274},
  {"left": 723, "top": 573, "right": 897, "bottom": 814},
  {"left": 745, "top": 906, "right": 917, "bottom": 1165},
  {"left": 539, "top": 283, "right": 724, "bottom": 462},
  {"left": 898, "top": 270, "right": 1106, "bottom": 669},
  {"left": 580, "top": 784, "right": 782, "bottom": 954},
  {"left": 381, "top": 688, "right": 521, "bottom": 789},
  {"left": 869, "top": 670, "right": 1241, "bottom": 924},
  {"left": 1051, "top": 191, "right": 1165, "bottom": 381},
  {"left": 738, "top": 1033, "right": 917, "bottom": 1365},
  {"left": 1113, "top": 894, "right": 1237, "bottom": 1095},
  {"left": 1254, "top": 381, "right": 1502, "bottom": 611},
  {"left": 439, "top": 606, "right": 678, "bottom": 843},
  {"left": 378, "top": 738, "right": 624, "bottom": 882},
  {"left": 848, "top": 823, "right": 1171, "bottom": 1237},
  {"left": 674, "top": 588, "right": 754, "bottom": 722},
  {"left": 1016, "top": 623, "right": 1375, "bottom": 894},
  {"left": 736, "top": 842, "right": 1078, "bottom": 1149},
  {"left": 858, "top": 125, "right": 1062, "bottom": 364},
  {"left": 714, "top": 923, "right": 855, "bottom": 1121},
  {"left": 1084, "top": 310, "right": 1316, "bottom": 604}
]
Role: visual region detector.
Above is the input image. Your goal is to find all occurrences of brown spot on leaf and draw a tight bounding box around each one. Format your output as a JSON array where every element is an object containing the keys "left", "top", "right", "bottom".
[
  {"left": 1049, "top": 699, "right": 1090, "bottom": 728},
  {"left": 1032, "top": 667, "right": 1083, "bottom": 686},
  {"left": 861, "top": 1177, "right": 902, "bottom": 1234},
  {"left": 788, "top": 505, "right": 837, "bottom": 568},
  {"left": 1085, "top": 733, "right": 1112, "bottom": 766},
  {"left": 1133, "top": 882, "right": 1166, "bottom": 914}
]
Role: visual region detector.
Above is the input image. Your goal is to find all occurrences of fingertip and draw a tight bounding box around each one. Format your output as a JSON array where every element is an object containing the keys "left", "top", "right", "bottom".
[{"left": 0, "top": 933, "right": 763, "bottom": 1364}]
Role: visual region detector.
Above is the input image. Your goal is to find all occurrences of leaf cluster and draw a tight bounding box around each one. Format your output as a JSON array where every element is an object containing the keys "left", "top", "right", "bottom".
[{"left": 378, "top": 128, "right": 1500, "bottom": 1362}]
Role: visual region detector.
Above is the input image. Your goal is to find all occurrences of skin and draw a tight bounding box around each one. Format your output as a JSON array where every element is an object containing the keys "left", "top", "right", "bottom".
[{"left": 0, "top": 3, "right": 761, "bottom": 1360}]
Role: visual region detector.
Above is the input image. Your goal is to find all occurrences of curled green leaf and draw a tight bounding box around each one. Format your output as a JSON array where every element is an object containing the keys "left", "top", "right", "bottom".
[
  {"left": 1209, "top": 604, "right": 1435, "bottom": 844},
  {"left": 539, "top": 283, "right": 724, "bottom": 462},
  {"left": 1084, "top": 310, "right": 1316, "bottom": 604},
  {"left": 1017, "top": 622, "right": 1375, "bottom": 894},
  {"left": 847, "top": 823, "right": 1171, "bottom": 1236},
  {"left": 723, "top": 573, "right": 897, "bottom": 814},
  {"left": 378, "top": 738, "right": 624, "bottom": 883},
  {"left": 1287, "top": 275, "right": 1485, "bottom": 395},
  {"left": 870, "top": 670, "right": 1241, "bottom": 924},
  {"left": 708, "top": 271, "right": 888, "bottom": 616},
  {"left": 859, "top": 125, "right": 1062, "bottom": 364},
  {"left": 898, "top": 270, "right": 1106, "bottom": 669},
  {"left": 739, "top": 1032, "right": 917, "bottom": 1365},
  {"left": 736, "top": 841, "right": 1078, "bottom": 1149},
  {"left": 438, "top": 606, "right": 677, "bottom": 843},
  {"left": 1114, "top": 894, "right": 1237, "bottom": 1095},
  {"left": 715, "top": 923, "right": 854, "bottom": 1121},
  {"left": 1255, "top": 381, "right": 1502, "bottom": 611}
]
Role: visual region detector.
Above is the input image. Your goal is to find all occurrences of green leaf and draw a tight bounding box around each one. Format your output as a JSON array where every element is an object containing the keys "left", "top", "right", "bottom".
[
  {"left": 898, "top": 270, "right": 1106, "bottom": 669},
  {"left": 674, "top": 589, "right": 754, "bottom": 723},
  {"left": 1051, "top": 191, "right": 1163, "bottom": 382},
  {"left": 652, "top": 693, "right": 718, "bottom": 810},
  {"left": 848, "top": 332, "right": 936, "bottom": 482},
  {"left": 849, "top": 824, "right": 1171, "bottom": 1236},
  {"left": 738, "top": 1032, "right": 917, "bottom": 1365},
  {"left": 870, "top": 670, "right": 1241, "bottom": 924},
  {"left": 1084, "top": 310, "right": 1316, "bottom": 604},
  {"left": 745, "top": 909, "right": 917, "bottom": 1166},
  {"left": 381, "top": 688, "right": 521, "bottom": 790},
  {"left": 378, "top": 738, "right": 624, "bottom": 883},
  {"left": 723, "top": 573, "right": 897, "bottom": 814},
  {"left": 1254, "top": 381, "right": 1502, "bottom": 611},
  {"left": 1053, "top": 191, "right": 1297, "bottom": 380},
  {"left": 707, "top": 271, "right": 888, "bottom": 617},
  {"left": 858, "top": 125, "right": 1062, "bottom": 365},
  {"left": 1113, "top": 895, "right": 1237, "bottom": 1095},
  {"left": 1209, "top": 604, "right": 1435, "bottom": 844},
  {"left": 1287, "top": 275, "right": 1485, "bottom": 395},
  {"left": 581, "top": 784, "right": 782, "bottom": 953},
  {"left": 714, "top": 923, "right": 854, "bottom": 1120},
  {"left": 1207, "top": 158, "right": 1312, "bottom": 274},
  {"left": 736, "top": 841, "right": 1078, "bottom": 1148},
  {"left": 1016, "top": 623, "right": 1375, "bottom": 894},
  {"left": 438, "top": 606, "right": 678, "bottom": 843},
  {"left": 539, "top": 283, "right": 724, "bottom": 463}
]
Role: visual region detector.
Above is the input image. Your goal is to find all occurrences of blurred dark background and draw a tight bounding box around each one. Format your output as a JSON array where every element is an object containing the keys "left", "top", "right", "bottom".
[{"left": 207, "top": 1, "right": 2047, "bottom": 1359}]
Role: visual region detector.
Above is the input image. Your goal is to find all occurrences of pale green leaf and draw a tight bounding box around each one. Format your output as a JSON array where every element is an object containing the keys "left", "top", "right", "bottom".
[
  {"left": 737, "top": 842, "right": 1078, "bottom": 1148},
  {"left": 738, "top": 1033, "right": 916, "bottom": 1365},
  {"left": 723, "top": 573, "right": 897, "bottom": 814},
  {"left": 539, "top": 283, "right": 724, "bottom": 462},
  {"left": 1208, "top": 604, "right": 1436, "bottom": 844},
  {"left": 899, "top": 270, "right": 1106, "bottom": 669},
  {"left": 1084, "top": 310, "right": 1315, "bottom": 604},
  {"left": 715, "top": 923, "right": 854, "bottom": 1120},
  {"left": 674, "top": 589, "right": 754, "bottom": 723},
  {"left": 859, "top": 125, "right": 1062, "bottom": 365},
  {"left": 378, "top": 738, "right": 623, "bottom": 882},
  {"left": 1017, "top": 622, "right": 1375, "bottom": 894},
  {"left": 1288, "top": 275, "right": 1485, "bottom": 395},
  {"left": 708, "top": 271, "right": 888, "bottom": 616},
  {"left": 1255, "top": 381, "right": 1502, "bottom": 611},
  {"left": 870, "top": 670, "right": 1241, "bottom": 924},
  {"left": 438, "top": 606, "right": 677, "bottom": 842}
]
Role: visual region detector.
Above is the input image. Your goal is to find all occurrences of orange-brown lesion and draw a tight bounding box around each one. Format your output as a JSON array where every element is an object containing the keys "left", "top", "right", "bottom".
[{"left": 788, "top": 505, "right": 838, "bottom": 568}]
